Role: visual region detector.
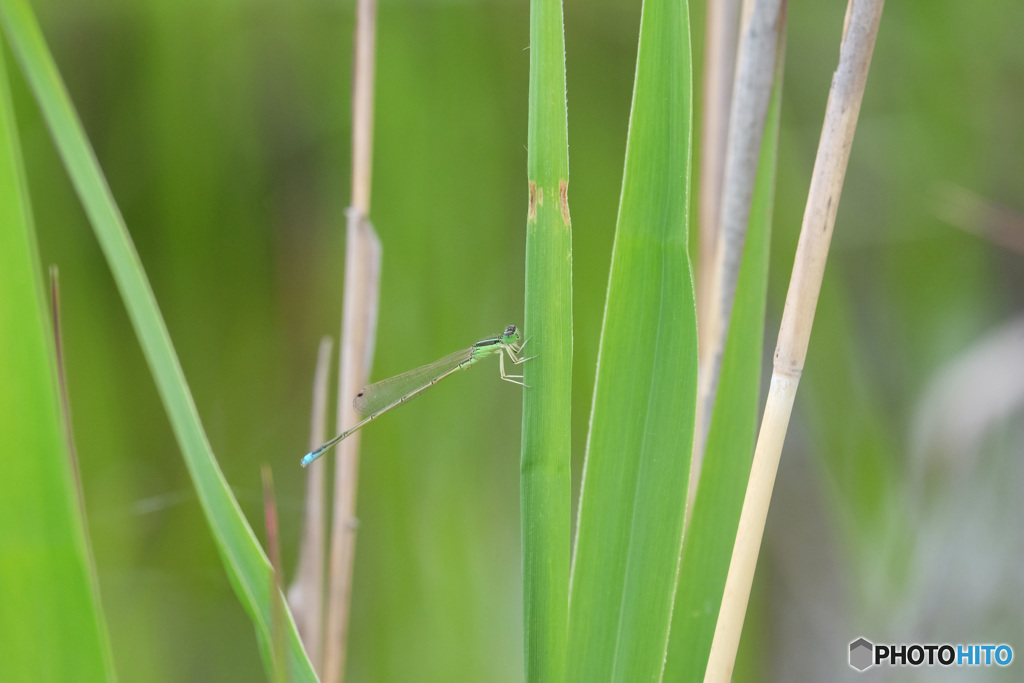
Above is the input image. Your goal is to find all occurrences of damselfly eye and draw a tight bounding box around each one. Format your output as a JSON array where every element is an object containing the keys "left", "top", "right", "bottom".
[{"left": 505, "top": 324, "right": 517, "bottom": 336}]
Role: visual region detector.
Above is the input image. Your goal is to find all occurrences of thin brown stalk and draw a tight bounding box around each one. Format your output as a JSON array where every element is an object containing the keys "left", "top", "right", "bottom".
[
  {"left": 50, "top": 267, "right": 81, "bottom": 508},
  {"left": 693, "top": 0, "right": 787, "bottom": 490},
  {"left": 703, "top": 1, "right": 884, "bottom": 680},
  {"left": 288, "top": 337, "right": 333, "bottom": 674},
  {"left": 696, "top": 0, "right": 740, "bottom": 365},
  {"left": 50, "top": 265, "right": 107, "bottom": 628},
  {"left": 324, "top": 213, "right": 380, "bottom": 683},
  {"left": 349, "top": 0, "right": 376, "bottom": 216},
  {"left": 261, "top": 465, "right": 286, "bottom": 683},
  {"left": 323, "top": 0, "right": 381, "bottom": 678}
]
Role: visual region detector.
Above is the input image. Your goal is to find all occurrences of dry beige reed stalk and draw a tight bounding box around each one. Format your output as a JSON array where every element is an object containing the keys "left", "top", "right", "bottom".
[
  {"left": 323, "top": 0, "right": 382, "bottom": 679},
  {"left": 704, "top": 1, "right": 885, "bottom": 680},
  {"left": 695, "top": 0, "right": 740, "bottom": 359},
  {"left": 288, "top": 337, "right": 333, "bottom": 674}
]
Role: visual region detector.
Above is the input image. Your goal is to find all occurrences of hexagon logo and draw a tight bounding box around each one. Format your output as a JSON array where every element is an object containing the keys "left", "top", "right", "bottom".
[{"left": 849, "top": 637, "right": 874, "bottom": 671}]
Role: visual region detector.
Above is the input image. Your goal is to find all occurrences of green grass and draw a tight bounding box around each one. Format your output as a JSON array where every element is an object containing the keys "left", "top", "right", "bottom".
[
  {"left": 0, "top": 40, "right": 115, "bottom": 683},
  {"left": 521, "top": 0, "right": 572, "bottom": 678},
  {"left": 2, "top": 0, "right": 1020, "bottom": 680},
  {"left": 663, "top": 38, "right": 783, "bottom": 682},
  {"left": 565, "top": 0, "right": 696, "bottom": 679},
  {"left": 0, "top": 1, "right": 315, "bottom": 679}
]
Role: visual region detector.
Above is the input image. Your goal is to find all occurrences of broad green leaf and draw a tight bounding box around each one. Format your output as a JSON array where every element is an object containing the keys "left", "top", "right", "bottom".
[
  {"left": 521, "top": 0, "right": 571, "bottom": 677},
  {"left": 0, "top": 42, "right": 115, "bottom": 682},
  {"left": 566, "top": 0, "right": 695, "bottom": 679},
  {"left": 662, "top": 30, "right": 785, "bottom": 683},
  {"left": 0, "top": 2, "right": 316, "bottom": 679}
]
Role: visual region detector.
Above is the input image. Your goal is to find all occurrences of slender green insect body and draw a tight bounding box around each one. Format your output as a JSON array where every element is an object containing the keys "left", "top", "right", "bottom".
[{"left": 300, "top": 324, "right": 533, "bottom": 466}]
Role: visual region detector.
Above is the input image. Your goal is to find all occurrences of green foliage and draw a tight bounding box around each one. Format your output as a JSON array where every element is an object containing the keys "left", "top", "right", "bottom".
[
  {"left": 0, "top": 41, "right": 115, "bottom": 683},
  {"left": 663, "top": 47, "right": 783, "bottom": 683},
  {"left": 1, "top": 0, "right": 1020, "bottom": 679},
  {"left": 566, "top": 0, "right": 696, "bottom": 679},
  {"left": 0, "top": 1, "right": 315, "bottom": 679},
  {"left": 521, "top": 0, "right": 571, "bottom": 678}
]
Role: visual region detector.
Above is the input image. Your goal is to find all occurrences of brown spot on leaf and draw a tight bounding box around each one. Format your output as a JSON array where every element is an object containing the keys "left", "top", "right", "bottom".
[
  {"left": 528, "top": 181, "right": 537, "bottom": 221},
  {"left": 559, "top": 180, "right": 571, "bottom": 226}
]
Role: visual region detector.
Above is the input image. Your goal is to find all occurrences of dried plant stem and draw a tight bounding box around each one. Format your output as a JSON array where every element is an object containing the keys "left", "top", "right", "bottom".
[
  {"left": 323, "top": 0, "right": 382, "bottom": 680},
  {"left": 693, "top": 0, "right": 786, "bottom": 489},
  {"left": 261, "top": 465, "right": 286, "bottom": 683},
  {"left": 349, "top": 0, "right": 376, "bottom": 215},
  {"left": 324, "top": 213, "right": 380, "bottom": 683},
  {"left": 50, "top": 266, "right": 106, "bottom": 623},
  {"left": 704, "top": 1, "right": 884, "bottom": 680},
  {"left": 288, "top": 337, "right": 333, "bottom": 674},
  {"left": 49, "top": 268, "right": 81, "bottom": 512},
  {"left": 695, "top": 0, "right": 739, "bottom": 364}
]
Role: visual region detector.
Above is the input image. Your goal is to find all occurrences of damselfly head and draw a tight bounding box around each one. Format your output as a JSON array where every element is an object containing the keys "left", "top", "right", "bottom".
[{"left": 503, "top": 324, "right": 520, "bottom": 343}]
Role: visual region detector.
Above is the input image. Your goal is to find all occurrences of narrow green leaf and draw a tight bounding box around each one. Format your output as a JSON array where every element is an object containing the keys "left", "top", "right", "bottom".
[
  {"left": 663, "top": 34, "right": 784, "bottom": 683},
  {"left": 566, "top": 0, "right": 695, "bottom": 679},
  {"left": 0, "top": 3, "right": 316, "bottom": 679},
  {"left": 0, "top": 43, "right": 115, "bottom": 682},
  {"left": 521, "top": 0, "right": 571, "bottom": 676}
]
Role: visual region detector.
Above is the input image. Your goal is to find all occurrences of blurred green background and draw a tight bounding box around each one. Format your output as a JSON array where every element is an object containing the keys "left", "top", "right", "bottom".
[{"left": 9, "top": 0, "right": 1023, "bottom": 680}]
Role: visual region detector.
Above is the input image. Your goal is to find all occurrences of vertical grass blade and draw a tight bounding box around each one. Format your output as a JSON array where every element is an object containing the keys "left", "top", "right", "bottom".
[
  {"left": 0, "top": 43, "right": 115, "bottom": 682},
  {"left": 521, "top": 0, "right": 572, "bottom": 676},
  {"left": 566, "top": 0, "right": 695, "bottom": 679},
  {"left": 662, "top": 23, "right": 785, "bottom": 681},
  {"left": 0, "top": 2, "right": 317, "bottom": 679}
]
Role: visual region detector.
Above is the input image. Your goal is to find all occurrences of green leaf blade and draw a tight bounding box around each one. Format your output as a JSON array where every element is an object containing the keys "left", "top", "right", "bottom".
[
  {"left": 0, "top": 2, "right": 316, "bottom": 679},
  {"left": 0, "top": 43, "right": 115, "bottom": 682},
  {"left": 567, "top": 0, "right": 695, "bottom": 679},
  {"left": 522, "top": 0, "right": 572, "bottom": 678},
  {"left": 663, "top": 35, "right": 784, "bottom": 682}
]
